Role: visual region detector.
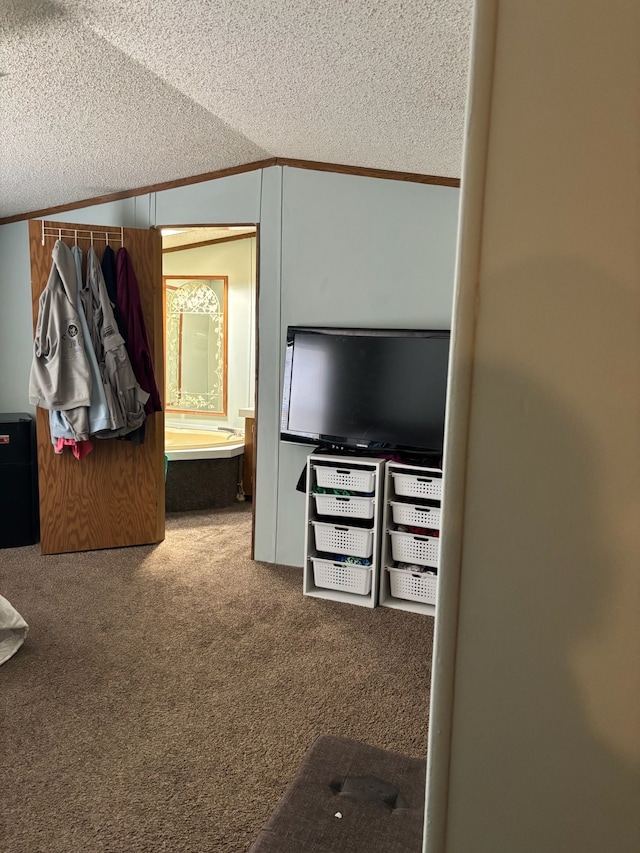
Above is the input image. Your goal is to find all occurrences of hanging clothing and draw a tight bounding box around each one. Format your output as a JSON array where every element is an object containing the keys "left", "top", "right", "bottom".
[
  {"left": 49, "top": 245, "right": 112, "bottom": 445},
  {"left": 29, "top": 240, "right": 92, "bottom": 440},
  {"left": 72, "top": 245, "right": 112, "bottom": 432},
  {"left": 101, "top": 245, "right": 127, "bottom": 339},
  {"left": 83, "top": 247, "right": 149, "bottom": 437},
  {"left": 116, "top": 247, "right": 162, "bottom": 414}
]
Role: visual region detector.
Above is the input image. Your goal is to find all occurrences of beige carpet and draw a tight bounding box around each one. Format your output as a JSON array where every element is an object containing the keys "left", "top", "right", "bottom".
[{"left": 0, "top": 504, "right": 433, "bottom": 853}]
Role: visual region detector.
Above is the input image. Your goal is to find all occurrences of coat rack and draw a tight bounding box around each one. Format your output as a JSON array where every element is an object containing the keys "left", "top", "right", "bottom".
[{"left": 41, "top": 222, "right": 124, "bottom": 247}]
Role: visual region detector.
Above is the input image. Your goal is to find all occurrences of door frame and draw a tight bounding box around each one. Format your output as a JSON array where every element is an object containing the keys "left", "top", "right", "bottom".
[{"left": 160, "top": 223, "right": 260, "bottom": 558}]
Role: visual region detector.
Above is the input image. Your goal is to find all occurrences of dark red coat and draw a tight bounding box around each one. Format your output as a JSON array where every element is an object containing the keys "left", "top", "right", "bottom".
[{"left": 115, "top": 248, "right": 162, "bottom": 414}]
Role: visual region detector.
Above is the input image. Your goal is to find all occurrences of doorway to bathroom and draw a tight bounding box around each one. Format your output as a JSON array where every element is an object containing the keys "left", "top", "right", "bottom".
[{"left": 160, "top": 226, "right": 257, "bottom": 528}]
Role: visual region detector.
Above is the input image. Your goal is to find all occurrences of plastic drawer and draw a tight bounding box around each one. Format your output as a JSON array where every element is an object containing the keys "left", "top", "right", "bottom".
[
  {"left": 389, "top": 501, "right": 441, "bottom": 530},
  {"left": 313, "top": 493, "right": 375, "bottom": 520},
  {"left": 387, "top": 566, "right": 437, "bottom": 604},
  {"left": 389, "top": 529, "right": 440, "bottom": 567},
  {"left": 391, "top": 471, "right": 442, "bottom": 501},
  {"left": 311, "top": 521, "right": 375, "bottom": 558},
  {"left": 311, "top": 558, "right": 372, "bottom": 595},
  {"left": 313, "top": 465, "right": 376, "bottom": 494}
]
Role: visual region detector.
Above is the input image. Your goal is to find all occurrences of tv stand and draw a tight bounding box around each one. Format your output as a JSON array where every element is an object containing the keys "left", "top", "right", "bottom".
[{"left": 302, "top": 452, "right": 443, "bottom": 615}]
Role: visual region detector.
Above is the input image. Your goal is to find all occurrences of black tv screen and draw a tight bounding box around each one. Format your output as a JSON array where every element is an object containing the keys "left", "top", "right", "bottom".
[{"left": 280, "top": 326, "right": 450, "bottom": 455}]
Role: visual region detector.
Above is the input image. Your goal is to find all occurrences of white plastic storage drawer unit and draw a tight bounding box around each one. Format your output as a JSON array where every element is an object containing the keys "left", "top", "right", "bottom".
[
  {"left": 312, "top": 493, "right": 375, "bottom": 520},
  {"left": 311, "top": 558, "right": 373, "bottom": 595},
  {"left": 389, "top": 529, "right": 440, "bottom": 567},
  {"left": 389, "top": 501, "right": 441, "bottom": 530},
  {"left": 311, "top": 520, "right": 375, "bottom": 559},
  {"left": 304, "top": 454, "right": 385, "bottom": 609},
  {"left": 387, "top": 566, "right": 437, "bottom": 605},
  {"left": 313, "top": 465, "right": 376, "bottom": 494},
  {"left": 390, "top": 471, "right": 442, "bottom": 501},
  {"left": 381, "top": 461, "right": 443, "bottom": 615}
]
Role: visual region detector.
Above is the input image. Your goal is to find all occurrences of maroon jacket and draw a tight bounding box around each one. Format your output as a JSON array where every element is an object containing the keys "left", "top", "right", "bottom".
[{"left": 115, "top": 248, "right": 162, "bottom": 414}]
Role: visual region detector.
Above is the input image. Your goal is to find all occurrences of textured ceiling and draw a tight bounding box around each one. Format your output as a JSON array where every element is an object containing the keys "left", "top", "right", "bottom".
[{"left": 0, "top": 0, "right": 473, "bottom": 220}]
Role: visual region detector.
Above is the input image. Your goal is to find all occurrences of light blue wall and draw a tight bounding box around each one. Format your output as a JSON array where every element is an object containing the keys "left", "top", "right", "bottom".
[
  {"left": 0, "top": 221, "right": 32, "bottom": 414},
  {"left": 46, "top": 199, "right": 138, "bottom": 227},
  {"left": 0, "top": 166, "right": 459, "bottom": 567},
  {"left": 253, "top": 167, "right": 283, "bottom": 560},
  {"left": 155, "top": 171, "right": 263, "bottom": 226},
  {"left": 265, "top": 167, "right": 460, "bottom": 566}
]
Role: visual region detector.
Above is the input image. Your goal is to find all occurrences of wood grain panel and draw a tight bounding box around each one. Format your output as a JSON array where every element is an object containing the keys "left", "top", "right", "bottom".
[
  {"left": 124, "top": 225, "right": 165, "bottom": 544},
  {"left": 28, "top": 220, "right": 165, "bottom": 554},
  {"left": 275, "top": 157, "right": 461, "bottom": 187}
]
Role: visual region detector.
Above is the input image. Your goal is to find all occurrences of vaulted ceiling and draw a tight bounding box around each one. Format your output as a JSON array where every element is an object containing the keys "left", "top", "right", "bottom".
[{"left": 0, "top": 0, "right": 473, "bottom": 221}]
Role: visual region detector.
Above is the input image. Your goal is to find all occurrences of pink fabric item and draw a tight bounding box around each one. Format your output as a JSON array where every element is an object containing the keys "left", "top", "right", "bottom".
[{"left": 55, "top": 437, "right": 94, "bottom": 460}]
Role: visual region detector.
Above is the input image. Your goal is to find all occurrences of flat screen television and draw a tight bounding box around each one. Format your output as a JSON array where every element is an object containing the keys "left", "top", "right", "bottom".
[{"left": 280, "top": 326, "right": 450, "bottom": 456}]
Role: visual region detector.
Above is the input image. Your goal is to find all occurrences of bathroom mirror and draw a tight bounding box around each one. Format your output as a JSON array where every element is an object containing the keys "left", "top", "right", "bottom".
[{"left": 164, "top": 276, "right": 228, "bottom": 414}]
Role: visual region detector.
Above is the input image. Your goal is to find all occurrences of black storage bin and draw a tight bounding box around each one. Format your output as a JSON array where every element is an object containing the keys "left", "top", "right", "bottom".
[{"left": 0, "top": 413, "right": 39, "bottom": 548}]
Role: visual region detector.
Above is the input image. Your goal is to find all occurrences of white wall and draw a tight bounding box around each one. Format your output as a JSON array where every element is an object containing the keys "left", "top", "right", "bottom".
[{"left": 426, "top": 2, "right": 640, "bottom": 852}]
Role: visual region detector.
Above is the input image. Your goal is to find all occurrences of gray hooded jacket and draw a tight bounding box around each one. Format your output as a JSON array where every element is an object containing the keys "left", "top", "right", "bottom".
[
  {"left": 49, "top": 245, "right": 112, "bottom": 444},
  {"left": 29, "top": 240, "right": 92, "bottom": 440}
]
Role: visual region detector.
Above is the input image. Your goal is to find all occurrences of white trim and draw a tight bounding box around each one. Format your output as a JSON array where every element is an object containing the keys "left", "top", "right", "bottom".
[{"left": 423, "top": 2, "right": 500, "bottom": 851}]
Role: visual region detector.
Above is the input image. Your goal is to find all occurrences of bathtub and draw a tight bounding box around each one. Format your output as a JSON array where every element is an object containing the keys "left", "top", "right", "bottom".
[
  {"left": 164, "top": 427, "right": 244, "bottom": 461},
  {"left": 164, "top": 427, "right": 246, "bottom": 511}
]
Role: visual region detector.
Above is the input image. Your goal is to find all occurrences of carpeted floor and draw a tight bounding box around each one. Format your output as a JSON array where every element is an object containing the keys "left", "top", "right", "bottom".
[{"left": 0, "top": 503, "right": 433, "bottom": 853}]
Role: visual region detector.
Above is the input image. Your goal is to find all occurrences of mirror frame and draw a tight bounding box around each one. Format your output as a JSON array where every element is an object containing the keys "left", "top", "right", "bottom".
[{"left": 163, "top": 275, "right": 229, "bottom": 416}]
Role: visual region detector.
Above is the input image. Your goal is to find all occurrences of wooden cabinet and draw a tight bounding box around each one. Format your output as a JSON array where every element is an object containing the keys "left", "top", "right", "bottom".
[{"left": 242, "top": 415, "right": 254, "bottom": 497}]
